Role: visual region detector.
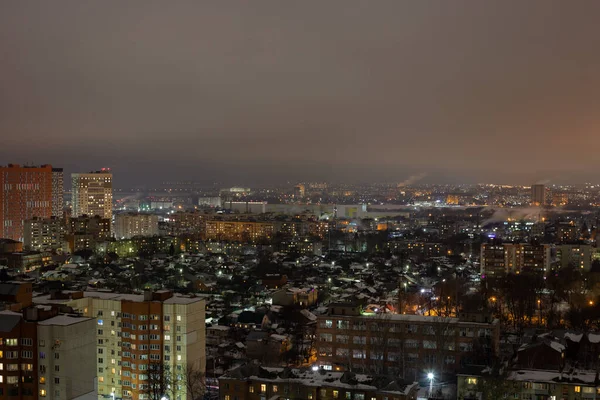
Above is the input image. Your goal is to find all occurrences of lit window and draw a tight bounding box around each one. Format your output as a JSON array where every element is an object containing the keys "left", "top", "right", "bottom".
[
  {"left": 575, "top": 387, "right": 581, "bottom": 393},
  {"left": 261, "top": 384, "right": 267, "bottom": 393},
  {"left": 40, "top": 390, "right": 47, "bottom": 397},
  {"left": 467, "top": 378, "right": 478, "bottom": 385}
]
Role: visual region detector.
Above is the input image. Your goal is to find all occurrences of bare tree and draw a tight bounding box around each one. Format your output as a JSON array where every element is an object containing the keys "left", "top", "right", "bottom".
[
  {"left": 183, "top": 362, "right": 206, "bottom": 400},
  {"left": 146, "top": 362, "right": 173, "bottom": 400}
]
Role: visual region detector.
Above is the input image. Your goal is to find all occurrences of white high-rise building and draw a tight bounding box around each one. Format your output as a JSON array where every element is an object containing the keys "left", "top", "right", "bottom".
[
  {"left": 114, "top": 213, "right": 159, "bottom": 239},
  {"left": 33, "top": 290, "right": 206, "bottom": 400},
  {"left": 71, "top": 170, "right": 113, "bottom": 220}
]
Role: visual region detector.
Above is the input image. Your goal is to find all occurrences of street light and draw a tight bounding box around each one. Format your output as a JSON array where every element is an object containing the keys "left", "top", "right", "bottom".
[{"left": 427, "top": 372, "right": 434, "bottom": 397}]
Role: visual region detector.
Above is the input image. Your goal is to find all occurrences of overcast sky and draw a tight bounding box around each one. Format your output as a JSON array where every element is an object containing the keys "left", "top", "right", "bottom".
[{"left": 2, "top": 1, "right": 600, "bottom": 187}]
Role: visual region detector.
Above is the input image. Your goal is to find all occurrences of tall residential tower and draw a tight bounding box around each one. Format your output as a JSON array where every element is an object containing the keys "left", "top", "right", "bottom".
[
  {"left": 531, "top": 184, "right": 546, "bottom": 206},
  {"left": 0, "top": 164, "right": 53, "bottom": 241},
  {"left": 51, "top": 167, "right": 64, "bottom": 217},
  {"left": 71, "top": 169, "right": 113, "bottom": 220}
]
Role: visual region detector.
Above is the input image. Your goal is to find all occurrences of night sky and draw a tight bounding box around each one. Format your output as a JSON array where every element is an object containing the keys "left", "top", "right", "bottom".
[{"left": 2, "top": 1, "right": 600, "bottom": 187}]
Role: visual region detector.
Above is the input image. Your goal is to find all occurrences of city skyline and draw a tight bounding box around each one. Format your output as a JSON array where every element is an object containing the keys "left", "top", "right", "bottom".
[{"left": 2, "top": 1, "right": 600, "bottom": 186}]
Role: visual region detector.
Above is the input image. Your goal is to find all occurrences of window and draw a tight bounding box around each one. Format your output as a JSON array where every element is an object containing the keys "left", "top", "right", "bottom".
[
  {"left": 6, "top": 339, "right": 17, "bottom": 346},
  {"left": 6, "top": 351, "right": 18, "bottom": 359},
  {"left": 7, "top": 376, "right": 19, "bottom": 384},
  {"left": 333, "top": 391, "right": 339, "bottom": 399},
  {"left": 352, "top": 350, "right": 366, "bottom": 359},
  {"left": 423, "top": 340, "right": 437, "bottom": 349},
  {"left": 261, "top": 384, "right": 267, "bottom": 393},
  {"left": 177, "top": 315, "right": 182, "bottom": 321},
  {"left": 21, "top": 363, "right": 33, "bottom": 371},
  {"left": 40, "top": 389, "right": 47, "bottom": 397},
  {"left": 353, "top": 336, "right": 366, "bottom": 345},
  {"left": 21, "top": 338, "right": 33, "bottom": 346},
  {"left": 22, "top": 351, "right": 33, "bottom": 358},
  {"left": 39, "top": 340, "right": 45, "bottom": 347},
  {"left": 336, "top": 335, "right": 349, "bottom": 344},
  {"left": 98, "top": 319, "right": 104, "bottom": 325},
  {"left": 335, "top": 348, "right": 349, "bottom": 357},
  {"left": 55, "top": 377, "right": 60, "bottom": 384},
  {"left": 346, "top": 392, "right": 351, "bottom": 400},
  {"left": 164, "top": 315, "right": 171, "bottom": 321},
  {"left": 575, "top": 386, "right": 581, "bottom": 393},
  {"left": 249, "top": 387, "right": 255, "bottom": 393},
  {"left": 273, "top": 386, "right": 278, "bottom": 393},
  {"left": 319, "top": 333, "right": 333, "bottom": 342},
  {"left": 467, "top": 378, "right": 478, "bottom": 385}
]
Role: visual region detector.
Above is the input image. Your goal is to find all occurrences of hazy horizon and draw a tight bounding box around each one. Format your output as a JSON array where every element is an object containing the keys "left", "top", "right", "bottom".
[{"left": 2, "top": 1, "right": 600, "bottom": 186}]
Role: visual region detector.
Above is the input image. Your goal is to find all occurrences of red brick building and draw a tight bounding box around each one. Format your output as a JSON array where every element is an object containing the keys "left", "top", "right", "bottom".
[{"left": 0, "top": 165, "right": 53, "bottom": 242}]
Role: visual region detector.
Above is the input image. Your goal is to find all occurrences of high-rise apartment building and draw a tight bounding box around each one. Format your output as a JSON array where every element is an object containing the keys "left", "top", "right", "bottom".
[
  {"left": 0, "top": 164, "right": 53, "bottom": 241},
  {"left": 0, "top": 282, "right": 96, "bottom": 400},
  {"left": 531, "top": 184, "right": 546, "bottom": 206},
  {"left": 481, "top": 243, "right": 552, "bottom": 276},
  {"left": 114, "top": 213, "right": 159, "bottom": 239},
  {"left": 52, "top": 168, "right": 64, "bottom": 218},
  {"left": 71, "top": 170, "right": 113, "bottom": 220},
  {"left": 23, "top": 216, "right": 66, "bottom": 252},
  {"left": 34, "top": 290, "right": 206, "bottom": 400}
]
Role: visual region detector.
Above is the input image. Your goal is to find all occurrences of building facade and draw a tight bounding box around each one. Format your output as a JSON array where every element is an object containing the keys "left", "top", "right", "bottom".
[
  {"left": 52, "top": 168, "right": 64, "bottom": 218},
  {"left": 205, "top": 220, "right": 274, "bottom": 242},
  {"left": 34, "top": 290, "right": 206, "bottom": 400},
  {"left": 114, "top": 213, "right": 159, "bottom": 239},
  {"left": 219, "top": 365, "right": 419, "bottom": 400},
  {"left": 481, "top": 243, "right": 552, "bottom": 276},
  {"left": 531, "top": 184, "right": 546, "bottom": 206},
  {"left": 71, "top": 170, "right": 113, "bottom": 220},
  {"left": 23, "top": 217, "right": 66, "bottom": 252},
  {"left": 0, "top": 164, "right": 53, "bottom": 242},
  {"left": 315, "top": 304, "right": 499, "bottom": 380},
  {"left": 0, "top": 306, "right": 96, "bottom": 400}
]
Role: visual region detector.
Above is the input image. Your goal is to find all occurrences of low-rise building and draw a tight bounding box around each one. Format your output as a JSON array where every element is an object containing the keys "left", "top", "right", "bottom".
[
  {"left": 458, "top": 367, "right": 600, "bottom": 400},
  {"left": 272, "top": 287, "right": 318, "bottom": 308},
  {"left": 315, "top": 303, "right": 499, "bottom": 379},
  {"left": 219, "top": 365, "right": 419, "bottom": 400}
]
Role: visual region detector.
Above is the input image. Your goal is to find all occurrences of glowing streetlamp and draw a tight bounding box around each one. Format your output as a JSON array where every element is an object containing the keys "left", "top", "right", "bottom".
[{"left": 427, "top": 372, "right": 434, "bottom": 397}]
